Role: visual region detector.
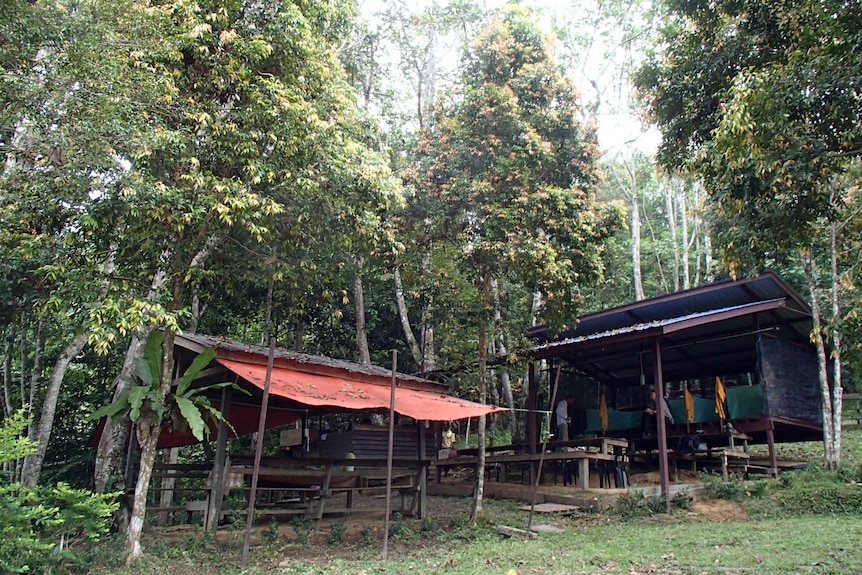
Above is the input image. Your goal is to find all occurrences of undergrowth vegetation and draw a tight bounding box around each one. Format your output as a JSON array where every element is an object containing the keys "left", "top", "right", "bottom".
[{"left": 0, "top": 411, "right": 118, "bottom": 574}]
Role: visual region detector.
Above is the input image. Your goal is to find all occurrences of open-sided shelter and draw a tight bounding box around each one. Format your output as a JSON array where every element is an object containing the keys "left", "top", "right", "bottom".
[
  {"left": 164, "top": 332, "right": 500, "bottom": 446},
  {"left": 526, "top": 272, "right": 824, "bottom": 498},
  {"left": 109, "top": 333, "right": 502, "bottom": 526}
]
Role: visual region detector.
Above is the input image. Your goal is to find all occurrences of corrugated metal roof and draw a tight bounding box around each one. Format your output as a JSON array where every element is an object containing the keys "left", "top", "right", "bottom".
[
  {"left": 533, "top": 298, "right": 788, "bottom": 353},
  {"left": 530, "top": 273, "right": 815, "bottom": 386},
  {"left": 530, "top": 272, "right": 811, "bottom": 344},
  {"left": 176, "top": 332, "right": 436, "bottom": 387}
]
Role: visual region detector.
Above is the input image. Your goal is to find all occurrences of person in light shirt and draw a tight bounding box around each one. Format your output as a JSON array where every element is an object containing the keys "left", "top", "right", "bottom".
[{"left": 555, "top": 395, "right": 575, "bottom": 442}]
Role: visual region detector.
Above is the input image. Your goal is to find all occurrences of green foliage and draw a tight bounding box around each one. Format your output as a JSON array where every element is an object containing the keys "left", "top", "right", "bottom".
[
  {"left": 327, "top": 521, "right": 347, "bottom": 544},
  {"left": 360, "top": 524, "right": 375, "bottom": 546},
  {"left": 264, "top": 517, "right": 280, "bottom": 543},
  {"left": 91, "top": 331, "right": 244, "bottom": 442},
  {"left": 609, "top": 491, "right": 667, "bottom": 520},
  {"left": 410, "top": 5, "right": 625, "bottom": 336},
  {"left": 0, "top": 408, "right": 37, "bottom": 465},
  {"left": 636, "top": 0, "right": 862, "bottom": 273},
  {"left": 289, "top": 515, "right": 313, "bottom": 546},
  {"left": 0, "top": 410, "right": 118, "bottom": 573},
  {"left": 770, "top": 466, "right": 862, "bottom": 516},
  {"left": 704, "top": 474, "right": 749, "bottom": 502},
  {"left": 388, "top": 511, "right": 414, "bottom": 541}
]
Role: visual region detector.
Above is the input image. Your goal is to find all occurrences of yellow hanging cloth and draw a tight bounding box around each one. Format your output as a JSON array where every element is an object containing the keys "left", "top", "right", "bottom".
[
  {"left": 684, "top": 385, "right": 695, "bottom": 424},
  {"left": 599, "top": 393, "right": 609, "bottom": 434},
  {"left": 714, "top": 377, "right": 727, "bottom": 420}
]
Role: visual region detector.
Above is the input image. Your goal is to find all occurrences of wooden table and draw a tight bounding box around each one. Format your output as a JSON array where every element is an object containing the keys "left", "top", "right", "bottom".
[{"left": 439, "top": 449, "right": 620, "bottom": 490}]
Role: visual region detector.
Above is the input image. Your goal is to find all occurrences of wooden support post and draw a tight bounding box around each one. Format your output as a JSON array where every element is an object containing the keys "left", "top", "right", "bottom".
[
  {"left": 206, "top": 386, "right": 232, "bottom": 532},
  {"left": 576, "top": 457, "right": 589, "bottom": 489},
  {"left": 417, "top": 421, "right": 428, "bottom": 519},
  {"left": 526, "top": 361, "right": 538, "bottom": 485},
  {"left": 653, "top": 339, "right": 671, "bottom": 514},
  {"left": 382, "top": 350, "right": 398, "bottom": 560},
  {"left": 240, "top": 338, "right": 275, "bottom": 569},
  {"left": 766, "top": 428, "right": 778, "bottom": 477},
  {"left": 158, "top": 447, "right": 178, "bottom": 527}
]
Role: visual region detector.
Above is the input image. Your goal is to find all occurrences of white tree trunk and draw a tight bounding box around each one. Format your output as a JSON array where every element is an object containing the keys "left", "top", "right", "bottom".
[
  {"left": 801, "top": 249, "right": 837, "bottom": 468},
  {"left": 665, "top": 181, "right": 680, "bottom": 291},
  {"left": 471, "top": 277, "right": 492, "bottom": 522},
  {"left": 394, "top": 265, "right": 424, "bottom": 367},
  {"left": 830, "top": 222, "right": 843, "bottom": 463},
  {"left": 353, "top": 257, "right": 370, "bottom": 365},
  {"left": 20, "top": 332, "right": 89, "bottom": 487},
  {"left": 126, "top": 421, "right": 162, "bottom": 565},
  {"left": 127, "top": 328, "right": 176, "bottom": 564},
  {"left": 678, "top": 182, "right": 690, "bottom": 289},
  {"left": 623, "top": 156, "right": 645, "bottom": 300}
]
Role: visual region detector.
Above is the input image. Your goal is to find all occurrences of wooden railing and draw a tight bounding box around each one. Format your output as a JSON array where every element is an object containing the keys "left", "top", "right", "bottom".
[{"left": 844, "top": 393, "right": 862, "bottom": 426}]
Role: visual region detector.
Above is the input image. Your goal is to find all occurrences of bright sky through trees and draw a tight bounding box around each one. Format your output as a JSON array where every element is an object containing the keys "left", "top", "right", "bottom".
[{"left": 357, "top": 0, "right": 659, "bottom": 153}]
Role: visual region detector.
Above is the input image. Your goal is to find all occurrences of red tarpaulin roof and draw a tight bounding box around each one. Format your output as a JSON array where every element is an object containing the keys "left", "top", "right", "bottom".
[
  {"left": 218, "top": 358, "right": 504, "bottom": 422},
  {"left": 156, "top": 401, "right": 301, "bottom": 448}
]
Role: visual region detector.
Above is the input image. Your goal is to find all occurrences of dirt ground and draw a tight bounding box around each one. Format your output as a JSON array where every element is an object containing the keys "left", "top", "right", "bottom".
[{"left": 149, "top": 469, "right": 746, "bottom": 560}]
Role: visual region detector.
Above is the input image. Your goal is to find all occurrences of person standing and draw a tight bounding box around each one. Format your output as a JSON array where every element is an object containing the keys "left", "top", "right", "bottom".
[{"left": 555, "top": 395, "right": 575, "bottom": 442}]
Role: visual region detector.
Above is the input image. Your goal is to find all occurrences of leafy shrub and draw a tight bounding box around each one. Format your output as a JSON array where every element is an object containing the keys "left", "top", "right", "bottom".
[
  {"left": 289, "top": 515, "right": 313, "bottom": 546},
  {"left": 0, "top": 410, "right": 119, "bottom": 573},
  {"left": 704, "top": 474, "right": 747, "bottom": 502},
  {"left": 263, "top": 516, "right": 280, "bottom": 542},
  {"left": 360, "top": 525, "right": 375, "bottom": 546},
  {"left": 672, "top": 492, "right": 693, "bottom": 510},
  {"left": 327, "top": 521, "right": 346, "bottom": 544},
  {"left": 770, "top": 466, "right": 862, "bottom": 515},
  {"left": 610, "top": 491, "right": 667, "bottom": 519}
]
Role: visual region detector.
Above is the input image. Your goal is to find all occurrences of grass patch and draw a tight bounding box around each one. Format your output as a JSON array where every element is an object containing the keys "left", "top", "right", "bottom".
[{"left": 83, "top": 429, "right": 862, "bottom": 574}]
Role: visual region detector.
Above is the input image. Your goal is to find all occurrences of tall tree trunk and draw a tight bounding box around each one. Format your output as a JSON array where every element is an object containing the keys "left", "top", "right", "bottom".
[
  {"left": 624, "top": 158, "right": 645, "bottom": 300},
  {"left": 127, "top": 323, "right": 177, "bottom": 564},
  {"left": 353, "top": 256, "right": 370, "bottom": 365},
  {"left": 491, "top": 279, "right": 516, "bottom": 429},
  {"left": 419, "top": 253, "right": 436, "bottom": 373},
  {"left": 470, "top": 315, "right": 487, "bottom": 522},
  {"left": 679, "top": 186, "right": 690, "bottom": 289},
  {"left": 665, "top": 181, "right": 680, "bottom": 291},
  {"left": 801, "top": 248, "right": 838, "bottom": 468},
  {"left": 27, "top": 317, "right": 46, "bottom": 440},
  {"left": 394, "top": 265, "right": 424, "bottom": 367},
  {"left": 470, "top": 277, "right": 491, "bottom": 522},
  {"left": 829, "top": 222, "right": 843, "bottom": 462},
  {"left": 126, "top": 419, "right": 162, "bottom": 565},
  {"left": 20, "top": 332, "right": 89, "bottom": 487},
  {"left": 703, "top": 222, "right": 713, "bottom": 281},
  {"left": 2, "top": 329, "right": 13, "bottom": 418},
  {"left": 420, "top": 316, "right": 436, "bottom": 374}
]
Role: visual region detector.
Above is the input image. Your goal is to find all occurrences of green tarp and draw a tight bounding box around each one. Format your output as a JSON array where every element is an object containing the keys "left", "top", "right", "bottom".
[{"left": 584, "top": 385, "right": 764, "bottom": 432}]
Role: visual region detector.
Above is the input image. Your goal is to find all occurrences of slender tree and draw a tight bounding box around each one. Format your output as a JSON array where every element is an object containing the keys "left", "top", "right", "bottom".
[{"left": 412, "top": 6, "right": 624, "bottom": 519}]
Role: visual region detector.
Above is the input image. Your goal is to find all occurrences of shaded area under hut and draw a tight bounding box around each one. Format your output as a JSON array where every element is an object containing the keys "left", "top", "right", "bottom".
[
  {"left": 525, "top": 272, "right": 823, "bottom": 503},
  {"left": 96, "top": 333, "right": 503, "bottom": 530}
]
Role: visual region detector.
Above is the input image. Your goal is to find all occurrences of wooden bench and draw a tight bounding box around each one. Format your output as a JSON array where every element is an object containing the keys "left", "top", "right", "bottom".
[{"left": 229, "top": 457, "right": 426, "bottom": 519}]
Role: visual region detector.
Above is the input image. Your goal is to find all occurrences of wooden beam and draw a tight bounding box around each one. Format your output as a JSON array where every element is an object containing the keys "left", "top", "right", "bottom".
[{"left": 654, "top": 339, "right": 671, "bottom": 514}]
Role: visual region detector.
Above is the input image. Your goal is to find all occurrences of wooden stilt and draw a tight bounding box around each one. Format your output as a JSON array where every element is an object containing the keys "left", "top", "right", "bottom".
[
  {"left": 654, "top": 340, "right": 671, "bottom": 514},
  {"left": 206, "top": 386, "right": 232, "bottom": 532}
]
